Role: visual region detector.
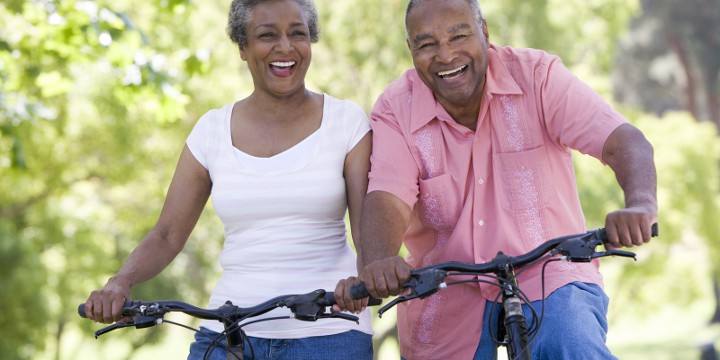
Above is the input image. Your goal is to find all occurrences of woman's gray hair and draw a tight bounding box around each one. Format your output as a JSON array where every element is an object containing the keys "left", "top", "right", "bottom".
[
  {"left": 227, "top": 0, "right": 320, "bottom": 47},
  {"left": 405, "top": 0, "right": 483, "bottom": 35}
]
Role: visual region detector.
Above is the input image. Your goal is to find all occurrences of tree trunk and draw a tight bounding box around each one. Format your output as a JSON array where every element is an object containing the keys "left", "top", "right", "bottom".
[
  {"left": 705, "top": 76, "right": 720, "bottom": 131},
  {"left": 54, "top": 318, "right": 65, "bottom": 360},
  {"left": 709, "top": 275, "right": 720, "bottom": 324},
  {"left": 666, "top": 30, "right": 700, "bottom": 121}
]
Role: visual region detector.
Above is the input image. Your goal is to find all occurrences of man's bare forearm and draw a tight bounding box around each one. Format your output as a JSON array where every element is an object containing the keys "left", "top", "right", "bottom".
[
  {"left": 602, "top": 123, "right": 658, "bottom": 210},
  {"left": 356, "top": 191, "right": 412, "bottom": 271}
]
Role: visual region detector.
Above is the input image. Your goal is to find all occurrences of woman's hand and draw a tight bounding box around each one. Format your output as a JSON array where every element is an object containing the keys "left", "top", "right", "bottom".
[{"left": 83, "top": 277, "right": 132, "bottom": 324}]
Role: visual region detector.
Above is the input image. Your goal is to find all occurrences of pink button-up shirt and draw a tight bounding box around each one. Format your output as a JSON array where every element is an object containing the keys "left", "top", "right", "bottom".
[{"left": 368, "top": 44, "right": 627, "bottom": 359}]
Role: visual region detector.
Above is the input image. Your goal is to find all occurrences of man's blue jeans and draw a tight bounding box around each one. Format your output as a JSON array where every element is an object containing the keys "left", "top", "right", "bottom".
[
  {"left": 474, "top": 282, "right": 617, "bottom": 360},
  {"left": 187, "top": 328, "right": 373, "bottom": 360}
]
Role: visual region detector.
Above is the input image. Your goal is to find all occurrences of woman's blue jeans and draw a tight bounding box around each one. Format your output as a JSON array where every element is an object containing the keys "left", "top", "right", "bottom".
[{"left": 187, "top": 328, "right": 373, "bottom": 360}]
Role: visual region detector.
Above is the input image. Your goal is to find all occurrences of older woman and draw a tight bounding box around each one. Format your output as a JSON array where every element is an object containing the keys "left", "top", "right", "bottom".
[{"left": 82, "top": 0, "right": 374, "bottom": 359}]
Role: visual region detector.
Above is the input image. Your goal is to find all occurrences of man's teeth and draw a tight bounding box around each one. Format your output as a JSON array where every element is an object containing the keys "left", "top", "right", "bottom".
[
  {"left": 438, "top": 65, "right": 467, "bottom": 78},
  {"left": 271, "top": 61, "right": 295, "bottom": 68}
]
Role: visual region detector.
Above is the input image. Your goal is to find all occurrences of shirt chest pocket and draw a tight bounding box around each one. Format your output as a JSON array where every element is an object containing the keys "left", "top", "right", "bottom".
[
  {"left": 492, "top": 145, "right": 558, "bottom": 212},
  {"left": 417, "top": 173, "right": 462, "bottom": 232}
]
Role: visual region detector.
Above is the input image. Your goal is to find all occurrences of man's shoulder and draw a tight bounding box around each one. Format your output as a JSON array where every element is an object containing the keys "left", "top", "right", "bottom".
[
  {"left": 490, "top": 44, "right": 559, "bottom": 64},
  {"left": 380, "top": 68, "right": 422, "bottom": 99}
]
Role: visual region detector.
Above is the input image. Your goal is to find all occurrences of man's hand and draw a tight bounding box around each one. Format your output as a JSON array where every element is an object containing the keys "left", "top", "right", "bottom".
[
  {"left": 359, "top": 256, "right": 413, "bottom": 299},
  {"left": 604, "top": 205, "right": 658, "bottom": 248}
]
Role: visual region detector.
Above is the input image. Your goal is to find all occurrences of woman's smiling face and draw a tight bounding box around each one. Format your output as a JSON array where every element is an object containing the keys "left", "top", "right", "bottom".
[{"left": 240, "top": 0, "right": 312, "bottom": 98}]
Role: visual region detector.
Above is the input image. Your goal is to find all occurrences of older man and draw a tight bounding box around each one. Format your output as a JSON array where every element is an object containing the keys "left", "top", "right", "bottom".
[{"left": 339, "top": 0, "right": 658, "bottom": 359}]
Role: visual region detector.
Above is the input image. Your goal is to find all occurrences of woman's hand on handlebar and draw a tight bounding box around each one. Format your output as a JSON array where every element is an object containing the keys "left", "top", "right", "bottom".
[
  {"left": 83, "top": 276, "right": 132, "bottom": 324},
  {"left": 333, "top": 276, "right": 368, "bottom": 314},
  {"left": 358, "top": 256, "right": 412, "bottom": 299}
]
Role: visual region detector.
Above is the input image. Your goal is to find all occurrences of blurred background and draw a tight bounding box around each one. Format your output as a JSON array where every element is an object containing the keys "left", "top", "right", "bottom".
[{"left": 1, "top": 0, "right": 719, "bottom": 359}]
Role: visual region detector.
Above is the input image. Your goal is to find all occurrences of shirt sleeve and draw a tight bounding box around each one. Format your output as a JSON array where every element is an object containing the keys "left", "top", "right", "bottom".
[
  {"left": 185, "top": 112, "right": 211, "bottom": 170},
  {"left": 344, "top": 100, "right": 371, "bottom": 153},
  {"left": 538, "top": 54, "right": 627, "bottom": 161},
  {"left": 367, "top": 92, "right": 420, "bottom": 209}
]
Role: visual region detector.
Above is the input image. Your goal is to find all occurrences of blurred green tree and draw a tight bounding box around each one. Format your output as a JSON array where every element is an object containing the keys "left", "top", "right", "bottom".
[
  {"left": 0, "top": 0, "right": 226, "bottom": 358},
  {"left": 613, "top": 0, "right": 720, "bottom": 129},
  {"left": 2, "top": 0, "right": 719, "bottom": 359}
]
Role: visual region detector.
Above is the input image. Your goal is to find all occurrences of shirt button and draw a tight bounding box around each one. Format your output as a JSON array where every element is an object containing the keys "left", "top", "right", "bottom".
[
  {"left": 478, "top": 219, "right": 485, "bottom": 226},
  {"left": 478, "top": 178, "right": 485, "bottom": 185}
]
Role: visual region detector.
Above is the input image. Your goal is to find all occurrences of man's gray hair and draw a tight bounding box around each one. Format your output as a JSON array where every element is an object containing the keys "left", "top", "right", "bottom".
[
  {"left": 405, "top": 0, "right": 483, "bottom": 35},
  {"left": 227, "top": 0, "right": 320, "bottom": 47}
]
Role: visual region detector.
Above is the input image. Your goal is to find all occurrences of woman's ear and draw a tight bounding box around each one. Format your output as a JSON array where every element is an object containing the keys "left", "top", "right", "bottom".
[{"left": 239, "top": 46, "right": 247, "bottom": 61}]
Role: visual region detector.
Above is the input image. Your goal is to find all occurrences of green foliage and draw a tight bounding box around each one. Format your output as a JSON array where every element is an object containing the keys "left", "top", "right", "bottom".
[
  {"left": 310, "top": 0, "right": 411, "bottom": 111},
  {"left": 576, "top": 111, "right": 720, "bottom": 317},
  {"left": 484, "top": 0, "right": 639, "bottom": 72},
  {"left": 0, "top": 0, "right": 222, "bottom": 358},
  {"left": 2, "top": 0, "right": 719, "bottom": 359}
]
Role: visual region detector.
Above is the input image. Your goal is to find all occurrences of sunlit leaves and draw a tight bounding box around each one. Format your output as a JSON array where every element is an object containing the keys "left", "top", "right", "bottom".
[{"left": 0, "top": 0, "right": 212, "bottom": 358}]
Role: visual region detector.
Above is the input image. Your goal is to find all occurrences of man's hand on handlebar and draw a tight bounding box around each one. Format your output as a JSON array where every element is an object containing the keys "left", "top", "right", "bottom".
[
  {"left": 84, "top": 277, "right": 132, "bottom": 324},
  {"left": 358, "top": 256, "right": 412, "bottom": 299},
  {"left": 604, "top": 205, "right": 658, "bottom": 248}
]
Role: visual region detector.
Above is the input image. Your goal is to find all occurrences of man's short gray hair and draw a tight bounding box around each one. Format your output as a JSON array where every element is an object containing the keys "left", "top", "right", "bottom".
[
  {"left": 405, "top": 0, "right": 483, "bottom": 35},
  {"left": 227, "top": 0, "right": 320, "bottom": 47}
]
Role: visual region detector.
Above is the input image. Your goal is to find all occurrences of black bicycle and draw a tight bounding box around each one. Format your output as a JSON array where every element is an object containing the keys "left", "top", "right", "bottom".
[
  {"left": 351, "top": 225, "right": 658, "bottom": 360},
  {"left": 78, "top": 289, "right": 380, "bottom": 360}
]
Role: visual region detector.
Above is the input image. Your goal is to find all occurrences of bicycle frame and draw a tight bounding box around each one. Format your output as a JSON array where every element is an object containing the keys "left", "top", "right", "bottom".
[{"left": 495, "top": 261, "right": 531, "bottom": 360}]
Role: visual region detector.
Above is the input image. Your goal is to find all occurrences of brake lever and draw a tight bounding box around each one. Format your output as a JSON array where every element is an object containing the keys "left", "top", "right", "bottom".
[
  {"left": 93, "top": 314, "right": 159, "bottom": 338},
  {"left": 591, "top": 248, "right": 637, "bottom": 260},
  {"left": 376, "top": 282, "right": 422, "bottom": 318},
  {"left": 316, "top": 312, "right": 360, "bottom": 324},
  {"left": 377, "top": 296, "right": 408, "bottom": 318},
  {"left": 377, "top": 269, "right": 449, "bottom": 318},
  {"left": 94, "top": 322, "right": 135, "bottom": 338}
]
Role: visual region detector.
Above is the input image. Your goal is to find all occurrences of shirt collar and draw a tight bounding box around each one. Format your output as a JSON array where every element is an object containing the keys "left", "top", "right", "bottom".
[{"left": 409, "top": 44, "right": 524, "bottom": 133}]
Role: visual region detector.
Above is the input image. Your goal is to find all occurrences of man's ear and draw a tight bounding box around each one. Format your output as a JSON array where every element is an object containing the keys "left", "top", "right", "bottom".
[{"left": 481, "top": 19, "right": 489, "bottom": 41}]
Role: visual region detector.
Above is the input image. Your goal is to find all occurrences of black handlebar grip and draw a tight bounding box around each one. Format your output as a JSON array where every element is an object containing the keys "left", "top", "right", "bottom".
[
  {"left": 322, "top": 291, "right": 337, "bottom": 305},
  {"left": 349, "top": 283, "right": 370, "bottom": 300},
  {"left": 367, "top": 297, "right": 383, "bottom": 306},
  {"left": 78, "top": 303, "right": 87, "bottom": 318},
  {"left": 327, "top": 288, "right": 382, "bottom": 306},
  {"left": 78, "top": 300, "right": 137, "bottom": 319},
  {"left": 651, "top": 223, "right": 659, "bottom": 237}
]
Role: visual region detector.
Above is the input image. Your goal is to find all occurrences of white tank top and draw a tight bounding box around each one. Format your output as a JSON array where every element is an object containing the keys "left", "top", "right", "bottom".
[{"left": 186, "top": 94, "right": 373, "bottom": 338}]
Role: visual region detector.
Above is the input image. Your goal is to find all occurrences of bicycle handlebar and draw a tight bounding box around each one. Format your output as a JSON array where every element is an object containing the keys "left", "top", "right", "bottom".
[
  {"left": 350, "top": 225, "right": 659, "bottom": 313},
  {"left": 79, "top": 289, "right": 382, "bottom": 338},
  {"left": 79, "top": 290, "right": 336, "bottom": 319}
]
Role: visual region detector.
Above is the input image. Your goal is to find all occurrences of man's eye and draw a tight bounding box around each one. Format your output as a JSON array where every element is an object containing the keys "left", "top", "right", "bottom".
[
  {"left": 259, "top": 33, "right": 276, "bottom": 39},
  {"left": 452, "top": 34, "right": 468, "bottom": 41},
  {"left": 417, "top": 43, "right": 434, "bottom": 50}
]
